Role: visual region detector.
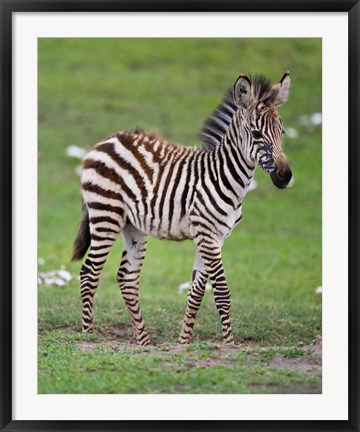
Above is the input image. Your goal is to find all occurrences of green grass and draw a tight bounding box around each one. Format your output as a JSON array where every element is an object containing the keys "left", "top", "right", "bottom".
[
  {"left": 38, "top": 38, "right": 322, "bottom": 394},
  {"left": 39, "top": 331, "right": 320, "bottom": 394}
]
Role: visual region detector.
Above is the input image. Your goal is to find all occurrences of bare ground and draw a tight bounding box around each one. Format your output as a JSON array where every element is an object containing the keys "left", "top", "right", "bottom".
[
  {"left": 74, "top": 332, "right": 322, "bottom": 392},
  {"left": 270, "top": 337, "right": 322, "bottom": 377}
]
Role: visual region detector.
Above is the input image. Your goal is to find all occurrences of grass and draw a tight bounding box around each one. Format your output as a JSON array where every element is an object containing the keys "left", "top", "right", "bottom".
[
  {"left": 38, "top": 38, "right": 322, "bottom": 394},
  {"left": 39, "top": 330, "right": 321, "bottom": 394}
]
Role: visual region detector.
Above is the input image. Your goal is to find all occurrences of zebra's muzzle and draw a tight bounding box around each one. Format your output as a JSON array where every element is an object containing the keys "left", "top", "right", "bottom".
[{"left": 270, "top": 158, "right": 292, "bottom": 189}]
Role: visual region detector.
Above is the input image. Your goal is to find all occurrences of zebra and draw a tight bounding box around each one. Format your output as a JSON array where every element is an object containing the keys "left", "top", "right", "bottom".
[{"left": 72, "top": 72, "right": 292, "bottom": 346}]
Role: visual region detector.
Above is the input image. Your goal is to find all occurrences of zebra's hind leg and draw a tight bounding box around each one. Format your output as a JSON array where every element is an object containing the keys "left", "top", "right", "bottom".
[
  {"left": 117, "top": 223, "right": 150, "bottom": 346},
  {"left": 80, "top": 215, "right": 124, "bottom": 333},
  {"left": 196, "top": 242, "right": 234, "bottom": 345},
  {"left": 178, "top": 247, "right": 208, "bottom": 344}
]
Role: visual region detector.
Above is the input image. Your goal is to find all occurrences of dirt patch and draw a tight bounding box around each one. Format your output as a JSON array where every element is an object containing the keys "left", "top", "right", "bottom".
[
  {"left": 75, "top": 341, "right": 96, "bottom": 352},
  {"left": 71, "top": 327, "right": 322, "bottom": 386},
  {"left": 270, "top": 354, "right": 321, "bottom": 376},
  {"left": 74, "top": 339, "right": 156, "bottom": 353},
  {"left": 98, "top": 324, "right": 136, "bottom": 344},
  {"left": 71, "top": 335, "right": 322, "bottom": 394},
  {"left": 184, "top": 358, "right": 235, "bottom": 368},
  {"left": 74, "top": 336, "right": 322, "bottom": 376},
  {"left": 270, "top": 336, "right": 322, "bottom": 377},
  {"left": 74, "top": 339, "right": 240, "bottom": 358}
]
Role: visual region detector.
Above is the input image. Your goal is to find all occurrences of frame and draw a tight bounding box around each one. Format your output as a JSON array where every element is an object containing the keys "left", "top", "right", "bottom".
[{"left": 1, "top": 1, "right": 359, "bottom": 431}]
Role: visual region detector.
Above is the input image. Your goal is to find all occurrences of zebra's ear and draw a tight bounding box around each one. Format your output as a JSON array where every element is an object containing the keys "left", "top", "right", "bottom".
[
  {"left": 233, "top": 74, "right": 252, "bottom": 107},
  {"left": 269, "top": 72, "right": 291, "bottom": 107}
]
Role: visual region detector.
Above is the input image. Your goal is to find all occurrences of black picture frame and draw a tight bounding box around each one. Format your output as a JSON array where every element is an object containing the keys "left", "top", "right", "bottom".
[{"left": 1, "top": 1, "right": 359, "bottom": 431}]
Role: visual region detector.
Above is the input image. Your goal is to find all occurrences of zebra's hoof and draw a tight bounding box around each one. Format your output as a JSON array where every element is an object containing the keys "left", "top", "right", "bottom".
[
  {"left": 178, "top": 337, "right": 191, "bottom": 345},
  {"left": 138, "top": 337, "right": 151, "bottom": 347}
]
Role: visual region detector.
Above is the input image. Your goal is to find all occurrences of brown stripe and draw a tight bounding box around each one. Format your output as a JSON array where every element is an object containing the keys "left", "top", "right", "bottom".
[
  {"left": 90, "top": 216, "right": 120, "bottom": 227},
  {"left": 83, "top": 159, "right": 136, "bottom": 202},
  {"left": 167, "top": 156, "right": 187, "bottom": 236},
  {"left": 94, "top": 142, "right": 148, "bottom": 201},
  {"left": 116, "top": 132, "right": 154, "bottom": 182},
  {"left": 180, "top": 152, "right": 195, "bottom": 221},
  {"left": 87, "top": 201, "right": 124, "bottom": 217},
  {"left": 82, "top": 181, "right": 124, "bottom": 202}
]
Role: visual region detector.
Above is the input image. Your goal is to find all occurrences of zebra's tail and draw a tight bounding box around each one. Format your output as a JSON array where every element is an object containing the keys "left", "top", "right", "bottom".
[{"left": 72, "top": 203, "right": 90, "bottom": 261}]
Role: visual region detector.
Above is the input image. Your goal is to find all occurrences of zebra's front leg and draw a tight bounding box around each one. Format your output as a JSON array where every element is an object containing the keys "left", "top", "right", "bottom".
[
  {"left": 178, "top": 248, "right": 208, "bottom": 344},
  {"left": 197, "top": 243, "right": 234, "bottom": 345},
  {"left": 117, "top": 224, "right": 150, "bottom": 346}
]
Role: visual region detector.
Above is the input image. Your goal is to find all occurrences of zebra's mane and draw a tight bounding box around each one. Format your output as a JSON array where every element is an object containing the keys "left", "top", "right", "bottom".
[
  {"left": 200, "top": 75, "right": 272, "bottom": 151},
  {"left": 200, "top": 88, "right": 237, "bottom": 151}
]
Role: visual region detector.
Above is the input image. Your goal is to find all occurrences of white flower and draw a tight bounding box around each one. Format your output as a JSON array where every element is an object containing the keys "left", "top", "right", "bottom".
[
  {"left": 248, "top": 179, "right": 257, "bottom": 191},
  {"left": 310, "top": 112, "right": 322, "bottom": 126},
  {"left": 299, "top": 113, "right": 322, "bottom": 130},
  {"left": 285, "top": 127, "right": 298, "bottom": 139},
  {"left": 38, "top": 269, "right": 74, "bottom": 287},
  {"left": 178, "top": 281, "right": 191, "bottom": 294},
  {"left": 57, "top": 269, "right": 73, "bottom": 281},
  {"left": 315, "top": 286, "right": 322, "bottom": 294},
  {"left": 66, "top": 145, "right": 86, "bottom": 160},
  {"left": 75, "top": 165, "right": 82, "bottom": 176}
]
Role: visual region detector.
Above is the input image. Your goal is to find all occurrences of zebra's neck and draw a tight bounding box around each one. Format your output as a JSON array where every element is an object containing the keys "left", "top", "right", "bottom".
[
  {"left": 227, "top": 109, "right": 255, "bottom": 166},
  {"left": 208, "top": 111, "right": 255, "bottom": 205}
]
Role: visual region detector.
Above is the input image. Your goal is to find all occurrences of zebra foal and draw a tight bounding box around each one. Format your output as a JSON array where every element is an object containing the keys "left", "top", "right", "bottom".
[{"left": 72, "top": 72, "right": 292, "bottom": 346}]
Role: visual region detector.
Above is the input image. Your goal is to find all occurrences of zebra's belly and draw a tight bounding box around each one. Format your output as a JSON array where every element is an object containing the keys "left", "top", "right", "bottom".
[
  {"left": 152, "top": 215, "right": 193, "bottom": 241},
  {"left": 124, "top": 198, "right": 193, "bottom": 241},
  {"left": 223, "top": 207, "right": 243, "bottom": 238},
  {"left": 187, "top": 198, "right": 243, "bottom": 242}
]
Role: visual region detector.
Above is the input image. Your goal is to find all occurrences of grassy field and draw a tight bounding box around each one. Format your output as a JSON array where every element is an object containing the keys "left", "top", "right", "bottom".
[{"left": 38, "top": 38, "right": 322, "bottom": 394}]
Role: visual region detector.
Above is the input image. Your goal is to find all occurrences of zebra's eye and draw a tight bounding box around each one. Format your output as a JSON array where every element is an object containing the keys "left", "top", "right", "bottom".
[
  {"left": 281, "top": 129, "right": 286, "bottom": 136},
  {"left": 252, "top": 130, "right": 263, "bottom": 140}
]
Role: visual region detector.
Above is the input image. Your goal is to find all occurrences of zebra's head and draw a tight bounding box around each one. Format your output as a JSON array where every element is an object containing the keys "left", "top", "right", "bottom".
[{"left": 233, "top": 72, "right": 292, "bottom": 189}]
